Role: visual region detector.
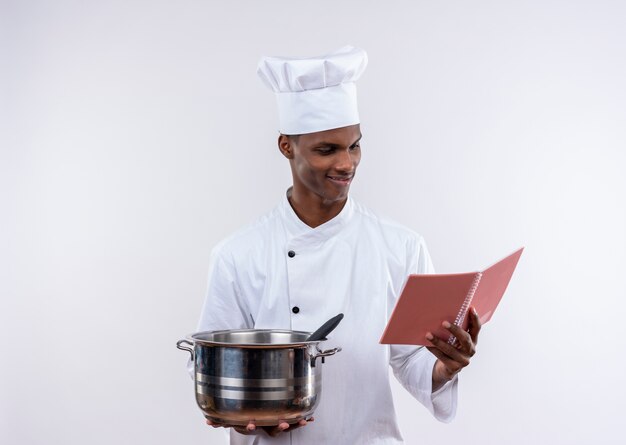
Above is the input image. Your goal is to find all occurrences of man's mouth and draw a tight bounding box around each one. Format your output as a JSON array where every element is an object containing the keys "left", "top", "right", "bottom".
[{"left": 326, "top": 175, "right": 354, "bottom": 186}]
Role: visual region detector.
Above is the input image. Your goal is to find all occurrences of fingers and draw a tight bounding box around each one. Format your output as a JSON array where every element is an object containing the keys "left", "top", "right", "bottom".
[
  {"left": 427, "top": 329, "right": 471, "bottom": 365},
  {"left": 265, "top": 420, "right": 292, "bottom": 437},
  {"left": 207, "top": 417, "right": 313, "bottom": 437},
  {"left": 266, "top": 417, "right": 313, "bottom": 436},
  {"left": 206, "top": 419, "right": 224, "bottom": 428},
  {"left": 206, "top": 419, "right": 257, "bottom": 435},
  {"left": 467, "top": 307, "right": 482, "bottom": 345},
  {"left": 426, "top": 345, "right": 465, "bottom": 376},
  {"left": 233, "top": 426, "right": 252, "bottom": 435},
  {"left": 286, "top": 417, "right": 313, "bottom": 432},
  {"left": 426, "top": 346, "right": 455, "bottom": 371},
  {"left": 444, "top": 322, "right": 476, "bottom": 357}
]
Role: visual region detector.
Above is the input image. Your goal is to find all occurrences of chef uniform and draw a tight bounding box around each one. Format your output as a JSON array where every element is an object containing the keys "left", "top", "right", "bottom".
[{"left": 194, "top": 46, "right": 458, "bottom": 445}]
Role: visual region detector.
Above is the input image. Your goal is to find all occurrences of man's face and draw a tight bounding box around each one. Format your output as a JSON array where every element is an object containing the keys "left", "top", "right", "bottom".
[{"left": 280, "top": 124, "right": 362, "bottom": 204}]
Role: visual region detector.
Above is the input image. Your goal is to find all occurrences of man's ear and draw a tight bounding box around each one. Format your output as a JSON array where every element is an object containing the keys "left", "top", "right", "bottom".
[{"left": 278, "top": 134, "right": 295, "bottom": 159}]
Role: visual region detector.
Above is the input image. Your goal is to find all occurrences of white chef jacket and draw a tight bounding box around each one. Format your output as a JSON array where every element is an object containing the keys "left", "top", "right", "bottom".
[{"left": 195, "top": 190, "right": 458, "bottom": 444}]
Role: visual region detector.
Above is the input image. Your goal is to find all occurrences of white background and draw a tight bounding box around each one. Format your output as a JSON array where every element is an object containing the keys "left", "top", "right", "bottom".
[{"left": 2, "top": 1, "right": 625, "bottom": 444}]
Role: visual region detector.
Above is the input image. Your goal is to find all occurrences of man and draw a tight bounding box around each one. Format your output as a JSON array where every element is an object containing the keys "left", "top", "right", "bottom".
[{"left": 195, "top": 45, "right": 481, "bottom": 444}]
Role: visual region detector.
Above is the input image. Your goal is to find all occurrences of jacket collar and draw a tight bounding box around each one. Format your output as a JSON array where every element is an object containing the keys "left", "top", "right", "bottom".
[{"left": 280, "top": 187, "right": 354, "bottom": 248}]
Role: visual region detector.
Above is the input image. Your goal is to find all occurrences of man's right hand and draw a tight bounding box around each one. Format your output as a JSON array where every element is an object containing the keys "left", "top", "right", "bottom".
[{"left": 206, "top": 417, "right": 313, "bottom": 437}]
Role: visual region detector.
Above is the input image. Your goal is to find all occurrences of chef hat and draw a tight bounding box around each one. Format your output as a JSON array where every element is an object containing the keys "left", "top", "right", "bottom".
[{"left": 256, "top": 45, "right": 368, "bottom": 135}]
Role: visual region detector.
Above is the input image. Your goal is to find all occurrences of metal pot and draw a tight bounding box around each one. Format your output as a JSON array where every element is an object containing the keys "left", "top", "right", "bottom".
[{"left": 176, "top": 329, "right": 341, "bottom": 426}]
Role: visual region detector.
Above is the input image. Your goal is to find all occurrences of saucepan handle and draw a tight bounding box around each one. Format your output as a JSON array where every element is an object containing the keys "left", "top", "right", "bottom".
[
  {"left": 311, "top": 347, "right": 341, "bottom": 366},
  {"left": 176, "top": 339, "right": 194, "bottom": 360}
]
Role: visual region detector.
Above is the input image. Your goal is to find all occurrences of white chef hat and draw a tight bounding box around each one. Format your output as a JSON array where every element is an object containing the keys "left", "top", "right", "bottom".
[{"left": 256, "top": 45, "right": 368, "bottom": 135}]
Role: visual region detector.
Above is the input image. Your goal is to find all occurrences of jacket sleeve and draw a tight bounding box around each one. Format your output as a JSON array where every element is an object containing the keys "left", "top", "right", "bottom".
[
  {"left": 388, "top": 234, "right": 458, "bottom": 423},
  {"left": 196, "top": 243, "right": 253, "bottom": 332},
  {"left": 187, "top": 242, "right": 253, "bottom": 377}
]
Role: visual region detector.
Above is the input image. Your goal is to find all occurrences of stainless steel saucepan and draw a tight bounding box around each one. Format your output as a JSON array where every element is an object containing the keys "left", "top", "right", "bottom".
[{"left": 176, "top": 329, "right": 341, "bottom": 426}]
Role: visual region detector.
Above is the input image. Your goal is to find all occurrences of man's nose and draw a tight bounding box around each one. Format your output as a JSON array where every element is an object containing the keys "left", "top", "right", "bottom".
[{"left": 335, "top": 149, "right": 357, "bottom": 172}]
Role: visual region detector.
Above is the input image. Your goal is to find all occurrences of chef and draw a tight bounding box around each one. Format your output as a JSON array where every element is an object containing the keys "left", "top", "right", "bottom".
[{"left": 194, "top": 45, "right": 481, "bottom": 444}]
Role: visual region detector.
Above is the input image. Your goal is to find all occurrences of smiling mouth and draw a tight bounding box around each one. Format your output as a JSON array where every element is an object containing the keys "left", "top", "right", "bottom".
[{"left": 326, "top": 175, "right": 354, "bottom": 185}]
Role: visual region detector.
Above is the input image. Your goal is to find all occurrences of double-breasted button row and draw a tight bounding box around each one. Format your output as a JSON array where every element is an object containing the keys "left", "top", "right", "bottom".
[{"left": 288, "top": 250, "right": 298, "bottom": 312}]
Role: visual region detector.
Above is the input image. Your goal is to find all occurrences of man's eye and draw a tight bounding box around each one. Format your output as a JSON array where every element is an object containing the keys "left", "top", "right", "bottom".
[
  {"left": 318, "top": 147, "right": 334, "bottom": 154},
  {"left": 350, "top": 144, "right": 361, "bottom": 150}
]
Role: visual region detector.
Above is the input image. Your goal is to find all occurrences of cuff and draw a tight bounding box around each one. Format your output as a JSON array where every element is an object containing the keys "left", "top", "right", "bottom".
[{"left": 430, "top": 372, "right": 459, "bottom": 423}]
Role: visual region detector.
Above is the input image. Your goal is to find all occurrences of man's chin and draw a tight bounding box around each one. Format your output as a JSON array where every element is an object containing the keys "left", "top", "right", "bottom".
[{"left": 323, "top": 188, "right": 350, "bottom": 203}]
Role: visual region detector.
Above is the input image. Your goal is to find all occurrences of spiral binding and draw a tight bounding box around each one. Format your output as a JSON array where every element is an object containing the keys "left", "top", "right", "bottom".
[{"left": 448, "top": 272, "right": 483, "bottom": 345}]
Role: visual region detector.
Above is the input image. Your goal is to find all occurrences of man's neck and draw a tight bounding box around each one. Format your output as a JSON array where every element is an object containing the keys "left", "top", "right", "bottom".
[{"left": 287, "top": 187, "right": 347, "bottom": 228}]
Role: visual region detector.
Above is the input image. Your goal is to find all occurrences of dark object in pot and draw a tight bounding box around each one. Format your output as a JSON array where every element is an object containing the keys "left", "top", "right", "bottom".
[{"left": 176, "top": 329, "right": 341, "bottom": 426}]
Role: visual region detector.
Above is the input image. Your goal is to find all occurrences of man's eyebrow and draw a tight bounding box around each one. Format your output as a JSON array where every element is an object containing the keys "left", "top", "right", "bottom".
[
  {"left": 352, "top": 134, "right": 363, "bottom": 145},
  {"left": 314, "top": 134, "right": 363, "bottom": 147}
]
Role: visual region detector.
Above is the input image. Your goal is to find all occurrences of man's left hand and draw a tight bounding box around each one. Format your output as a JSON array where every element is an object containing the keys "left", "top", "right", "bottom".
[{"left": 426, "top": 306, "right": 481, "bottom": 391}]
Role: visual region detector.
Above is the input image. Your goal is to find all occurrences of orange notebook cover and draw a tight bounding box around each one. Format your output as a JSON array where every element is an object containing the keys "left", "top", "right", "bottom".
[{"left": 380, "top": 247, "right": 524, "bottom": 346}]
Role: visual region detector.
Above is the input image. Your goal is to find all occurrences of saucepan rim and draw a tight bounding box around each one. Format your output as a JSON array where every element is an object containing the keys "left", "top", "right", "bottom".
[{"left": 186, "top": 328, "right": 326, "bottom": 348}]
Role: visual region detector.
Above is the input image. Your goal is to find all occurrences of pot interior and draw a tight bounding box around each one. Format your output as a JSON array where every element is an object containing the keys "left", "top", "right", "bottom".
[{"left": 191, "top": 329, "right": 316, "bottom": 347}]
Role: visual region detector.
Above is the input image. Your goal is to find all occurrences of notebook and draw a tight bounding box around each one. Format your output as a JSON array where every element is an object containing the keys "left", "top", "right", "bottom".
[{"left": 379, "top": 247, "right": 524, "bottom": 346}]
